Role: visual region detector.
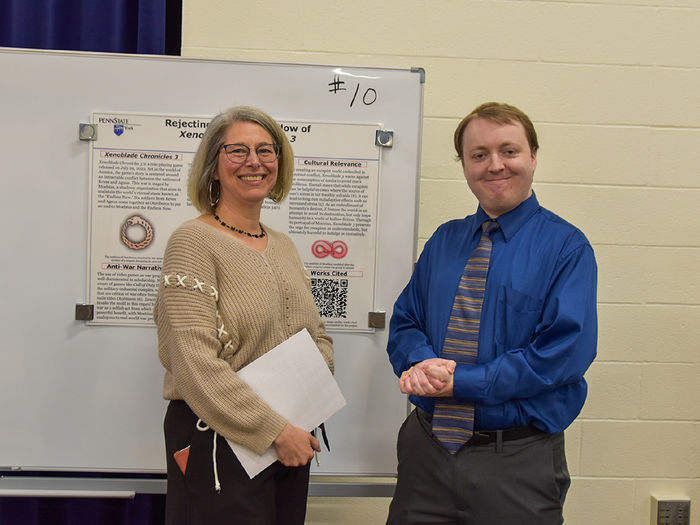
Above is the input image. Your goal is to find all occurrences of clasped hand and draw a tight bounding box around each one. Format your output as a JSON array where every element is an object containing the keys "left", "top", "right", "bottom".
[{"left": 398, "top": 358, "right": 456, "bottom": 397}]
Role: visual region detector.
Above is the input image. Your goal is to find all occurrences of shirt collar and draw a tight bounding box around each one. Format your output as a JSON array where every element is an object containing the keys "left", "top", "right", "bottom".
[{"left": 472, "top": 192, "right": 541, "bottom": 242}]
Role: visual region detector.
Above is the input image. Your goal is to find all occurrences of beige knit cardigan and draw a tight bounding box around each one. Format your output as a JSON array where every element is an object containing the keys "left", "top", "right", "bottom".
[{"left": 154, "top": 219, "right": 334, "bottom": 455}]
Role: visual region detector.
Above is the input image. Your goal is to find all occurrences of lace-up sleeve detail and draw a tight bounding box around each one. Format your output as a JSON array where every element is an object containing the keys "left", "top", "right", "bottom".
[{"left": 162, "top": 273, "right": 233, "bottom": 357}]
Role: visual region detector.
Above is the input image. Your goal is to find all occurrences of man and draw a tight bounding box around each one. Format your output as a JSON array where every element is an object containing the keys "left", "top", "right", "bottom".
[{"left": 386, "top": 102, "right": 597, "bottom": 524}]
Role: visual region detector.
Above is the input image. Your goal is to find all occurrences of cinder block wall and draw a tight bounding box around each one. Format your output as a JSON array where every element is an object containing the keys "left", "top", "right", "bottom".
[{"left": 181, "top": 1, "right": 700, "bottom": 523}]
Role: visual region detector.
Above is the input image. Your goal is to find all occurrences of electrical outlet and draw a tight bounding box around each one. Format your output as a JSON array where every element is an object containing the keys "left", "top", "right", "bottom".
[{"left": 651, "top": 496, "right": 690, "bottom": 525}]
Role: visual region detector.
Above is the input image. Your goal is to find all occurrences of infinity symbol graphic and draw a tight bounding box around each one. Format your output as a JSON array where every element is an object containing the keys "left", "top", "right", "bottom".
[{"left": 311, "top": 240, "right": 348, "bottom": 259}]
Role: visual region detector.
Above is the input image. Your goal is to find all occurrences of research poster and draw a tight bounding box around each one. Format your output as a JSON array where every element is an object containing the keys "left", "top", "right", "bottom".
[{"left": 87, "top": 112, "right": 381, "bottom": 332}]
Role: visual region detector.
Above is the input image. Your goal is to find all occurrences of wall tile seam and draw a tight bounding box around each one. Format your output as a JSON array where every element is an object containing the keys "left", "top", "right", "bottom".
[
  {"left": 599, "top": 302, "right": 700, "bottom": 306},
  {"left": 417, "top": 179, "right": 700, "bottom": 190},
  {"left": 520, "top": 1, "right": 699, "bottom": 11},
  {"left": 418, "top": 175, "right": 462, "bottom": 180},
  {"left": 181, "top": 1, "right": 700, "bottom": 13},
  {"left": 532, "top": 121, "right": 700, "bottom": 131},
  {"left": 423, "top": 116, "right": 459, "bottom": 122},
  {"left": 534, "top": 181, "right": 700, "bottom": 190},
  {"left": 419, "top": 178, "right": 700, "bottom": 190},
  {"left": 590, "top": 361, "right": 697, "bottom": 365},
  {"left": 182, "top": 1, "right": 700, "bottom": 11},
  {"left": 591, "top": 244, "right": 700, "bottom": 251},
  {"left": 536, "top": 184, "right": 700, "bottom": 191},
  {"left": 180, "top": 47, "right": 396, "bottom": 68},
  {"left": 639, "top": 362, "right": 700, "bottom": 366},
  {"left": 418, "top": 176, "right": 462, "bottom": 182},
  {"left": 183, "top": 45, "right": 417, "bottom": 62},
  {"left": 599, "top": 310, "right": 698, "bottom": 315},
  {"left": 612, "top": 417, "right": 700, "bottom": 423},
  {"left": 182, "top": 44, "right": 700, "bottom": 71},
  {"left": 425, "top": 120, "right": 700, "bottom": 130},
  {"left": 569, "top": 475, "right": 699, "bottom": 481},
  {"left": 578, "top": 418, "right": 700, "bottom": 423},
  {"left": 593, "top": 361, "right": 699, "bottom": 365},
  {"left": 533, "top": 59, "right": 700, "bottom": 71},
  {"left": 573, "top": 426, "right": 584, "bottom": 465},
  {"left": 180, "top": 46, "right": 700, "bottom": 76}
]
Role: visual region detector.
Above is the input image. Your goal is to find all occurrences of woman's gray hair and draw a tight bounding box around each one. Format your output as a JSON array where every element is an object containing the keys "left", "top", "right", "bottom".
[{"left": 187, "top": 106, "right": 294, "bottom": 213}]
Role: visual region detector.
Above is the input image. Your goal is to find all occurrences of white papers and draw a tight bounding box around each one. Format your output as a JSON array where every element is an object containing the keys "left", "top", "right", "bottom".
[{"left": 227, "top": 329, "right": 346, "bottom": 478}]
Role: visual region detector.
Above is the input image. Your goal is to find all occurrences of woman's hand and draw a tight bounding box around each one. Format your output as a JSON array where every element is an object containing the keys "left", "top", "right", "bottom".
[{"left": 272, "top": 423, "right": 320, "bottom": 467}]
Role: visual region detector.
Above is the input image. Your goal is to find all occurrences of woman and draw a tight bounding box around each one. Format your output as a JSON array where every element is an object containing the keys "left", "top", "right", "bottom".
[{"left": 154, "top": 106, "right": 334, "bottom": 524}]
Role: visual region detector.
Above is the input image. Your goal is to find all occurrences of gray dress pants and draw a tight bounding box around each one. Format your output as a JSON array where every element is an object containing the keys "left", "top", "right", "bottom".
[{"left": 386, "top": 409, "right": 570, "bottom": 525}]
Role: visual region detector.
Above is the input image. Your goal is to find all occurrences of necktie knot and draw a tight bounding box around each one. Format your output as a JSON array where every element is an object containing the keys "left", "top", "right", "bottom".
[{"left": 482, "top": 220, "right": 499, "bottom": 236}]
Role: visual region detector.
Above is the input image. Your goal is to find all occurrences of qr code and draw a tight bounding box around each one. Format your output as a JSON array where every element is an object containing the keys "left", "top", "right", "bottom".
[{"left": 311, "top": 278, "right": 348, "bottom": 318}]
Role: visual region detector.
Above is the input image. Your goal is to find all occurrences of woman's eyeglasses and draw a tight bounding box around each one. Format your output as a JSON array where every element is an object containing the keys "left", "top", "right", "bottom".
[{"left": 221, "top": 143, "right": 280, "bottom": 164}]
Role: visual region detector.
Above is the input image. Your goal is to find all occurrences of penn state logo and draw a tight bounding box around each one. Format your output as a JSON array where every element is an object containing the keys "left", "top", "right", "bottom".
[{"left": 113, "top": 124, "right": 124, "bottom": 136}]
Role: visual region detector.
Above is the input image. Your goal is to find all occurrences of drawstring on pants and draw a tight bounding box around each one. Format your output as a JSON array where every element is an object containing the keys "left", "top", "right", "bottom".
[{"left": 196, "top": 418, "right": 221, "bottom": 493}]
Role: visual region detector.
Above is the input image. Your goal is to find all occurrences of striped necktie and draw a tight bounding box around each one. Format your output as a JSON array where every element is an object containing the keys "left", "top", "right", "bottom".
[{"left": 432, "top": 220, "right": 499, "bottom": 454}]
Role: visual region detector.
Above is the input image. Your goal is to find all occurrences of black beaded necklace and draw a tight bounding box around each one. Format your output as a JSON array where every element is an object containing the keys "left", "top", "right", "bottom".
[{"left": 214, "top": 215, "right": 266, "bottom": 238}]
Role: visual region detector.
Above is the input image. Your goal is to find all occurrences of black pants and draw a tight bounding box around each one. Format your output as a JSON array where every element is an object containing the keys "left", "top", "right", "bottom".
[
  {"left": 387, "top": 409, "right": 570, "bottom": 525},
  {"left": 164, "top": 400, "right": 310, "bottom": 525}
]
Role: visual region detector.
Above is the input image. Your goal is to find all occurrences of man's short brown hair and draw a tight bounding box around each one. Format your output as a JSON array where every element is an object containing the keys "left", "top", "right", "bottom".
[{"left": 454, "top": 102, "right": 539, "bottom": 161}]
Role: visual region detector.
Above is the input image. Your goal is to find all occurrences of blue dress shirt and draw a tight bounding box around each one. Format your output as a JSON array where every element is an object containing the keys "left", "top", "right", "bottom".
[{"left": 387, "top": 193, "right": 597, "bottom": 433}]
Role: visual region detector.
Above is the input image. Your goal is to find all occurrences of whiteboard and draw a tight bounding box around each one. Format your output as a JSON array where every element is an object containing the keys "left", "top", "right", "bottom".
[{"left": 0, "top": 48, "right": 423, "bottom": 477}]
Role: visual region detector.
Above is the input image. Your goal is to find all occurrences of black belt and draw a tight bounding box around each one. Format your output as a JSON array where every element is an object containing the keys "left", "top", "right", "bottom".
[
  {"left": 417, "top": 409, "right": 543, "bottom": 446},
  {"left": 466, "top": 426, "right": 542, "bottom": 446}
]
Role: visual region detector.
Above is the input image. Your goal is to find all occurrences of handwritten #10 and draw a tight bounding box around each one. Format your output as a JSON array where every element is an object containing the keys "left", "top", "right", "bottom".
[{"left": 328, "top": 75, "right": 377, "bottom": 108}]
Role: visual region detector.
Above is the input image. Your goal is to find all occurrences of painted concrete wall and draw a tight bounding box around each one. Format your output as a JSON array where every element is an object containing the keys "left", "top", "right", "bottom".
[{"left": 181, "top": 1, "right": 700, "bottom": 523}]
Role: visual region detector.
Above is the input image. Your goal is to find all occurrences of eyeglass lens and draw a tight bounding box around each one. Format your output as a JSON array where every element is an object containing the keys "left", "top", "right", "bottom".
[{"left": 223, "top": 144, "right": 279, "bottom": 163}]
